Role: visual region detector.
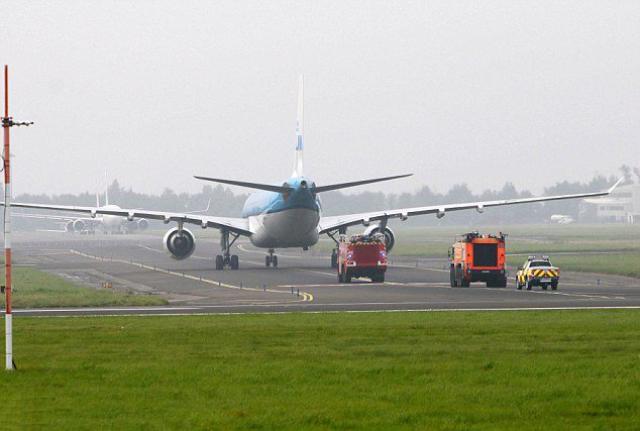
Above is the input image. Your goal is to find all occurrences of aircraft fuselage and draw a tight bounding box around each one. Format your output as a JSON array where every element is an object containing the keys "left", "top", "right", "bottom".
[{"left": 242, "top": 176, "right": 321, "bottom": 248}]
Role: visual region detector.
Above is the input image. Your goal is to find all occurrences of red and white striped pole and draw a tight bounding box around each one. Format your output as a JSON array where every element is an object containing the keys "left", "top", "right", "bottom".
[{"left": 3, "top": 64, "right": 14, "bottom": 371}]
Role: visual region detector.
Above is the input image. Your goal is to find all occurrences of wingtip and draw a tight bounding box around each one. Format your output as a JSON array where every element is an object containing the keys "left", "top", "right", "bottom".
[{"left": 607, "top": 177, "right": 624, "bottom": 194}]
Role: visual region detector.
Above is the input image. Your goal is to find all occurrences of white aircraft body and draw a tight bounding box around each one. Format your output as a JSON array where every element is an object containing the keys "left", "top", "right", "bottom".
[
  {"left": 5, "top": 77, "right": 622, "bottom": 269},
  {"left": 549, "top": 214, "right": 575, "bottom": 224},
  {"left": 15, "top": 188, "right": 149, "bottom": 234}
]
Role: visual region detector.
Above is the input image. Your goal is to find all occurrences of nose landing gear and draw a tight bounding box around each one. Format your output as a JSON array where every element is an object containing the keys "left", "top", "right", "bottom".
[
  {"left": 215, "top": 229, "right": 240, "bottom": 270},
  {"left": 265, "top": 249, "right": 278, "bottom": 268}
]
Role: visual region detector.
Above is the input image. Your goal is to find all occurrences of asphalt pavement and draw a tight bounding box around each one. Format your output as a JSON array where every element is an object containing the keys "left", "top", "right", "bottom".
[{"left": 10, "top": 231, "right": 640, "bottom": 316}]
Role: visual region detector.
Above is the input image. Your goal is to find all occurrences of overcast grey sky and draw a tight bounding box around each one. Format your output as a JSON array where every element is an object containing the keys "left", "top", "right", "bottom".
[{"left": 2, "top": 1, "right": 638, "bottom": 197}]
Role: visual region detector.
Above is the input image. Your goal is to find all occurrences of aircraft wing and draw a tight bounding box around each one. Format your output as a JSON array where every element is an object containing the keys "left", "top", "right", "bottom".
[
  {"left": 318, "top": 178, "right": 623, "bottom": 234},
  {"left": 4, "top": 202, "right": 252, "bottom": 236}
]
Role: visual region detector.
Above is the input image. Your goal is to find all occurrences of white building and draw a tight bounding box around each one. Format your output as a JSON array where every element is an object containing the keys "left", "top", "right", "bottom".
[{"left": 583, "top": 184, "right": 640, "bottom": 223}]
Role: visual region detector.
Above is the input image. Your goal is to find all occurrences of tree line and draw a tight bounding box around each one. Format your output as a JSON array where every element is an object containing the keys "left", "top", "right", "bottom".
[{"left": 11, "top": 166, "right": 636, "bottom": 229}]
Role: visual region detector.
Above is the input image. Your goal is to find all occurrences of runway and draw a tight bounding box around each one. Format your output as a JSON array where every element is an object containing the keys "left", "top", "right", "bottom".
[{"left": 11, "top": 231, "right": 640, "bottom": 316}]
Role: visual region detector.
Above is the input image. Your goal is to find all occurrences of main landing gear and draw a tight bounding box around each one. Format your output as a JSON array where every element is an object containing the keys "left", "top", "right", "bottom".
[
  {"left": 215, "top": 229, "right": 240, "bottom": 270},
  {"left": 330, "top": 249, "right": 338, "bottom": 269},
  {"left": 265, "top": 249, "right": 278, "bottom": 268},
  {"left": 327, "top": 228, "right": 345, "bottom": 269}
]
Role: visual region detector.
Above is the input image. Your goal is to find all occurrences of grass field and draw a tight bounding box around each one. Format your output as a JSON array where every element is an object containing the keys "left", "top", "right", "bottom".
[
  {"left": 550, "top": 253, "right": 640, "bottom": 278},
  {"left": 1, "top": 310, "right": 639, "bottom": 430},
  {"left": 0, "top": 267, "right": 167, "bottom": 308}
]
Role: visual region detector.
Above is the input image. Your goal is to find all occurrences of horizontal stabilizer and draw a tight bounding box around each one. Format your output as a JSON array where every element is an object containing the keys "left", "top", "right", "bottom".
[
  {"left": 314, "top": 174, "right": 413, "bottom": 193},
  {"left": 194, "top": 176, "right": 293, "bottom": 193}
]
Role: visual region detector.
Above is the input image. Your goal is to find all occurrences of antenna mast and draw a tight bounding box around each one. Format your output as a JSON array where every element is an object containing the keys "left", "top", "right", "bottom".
[{"left": 2, "top": 65, "right": 33, "bottom": 371}]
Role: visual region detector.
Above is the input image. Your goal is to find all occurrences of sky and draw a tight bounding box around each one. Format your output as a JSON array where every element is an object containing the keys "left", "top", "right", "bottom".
[{"left": 2, "top": 1, "right": 639, "bottom": 197}]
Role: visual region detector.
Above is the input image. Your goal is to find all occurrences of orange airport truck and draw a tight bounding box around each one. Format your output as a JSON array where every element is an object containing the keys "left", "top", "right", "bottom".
[
  {"left": 449, "top": 232, "right": 507, "bottom": 287},
  {"left": 337, "top": 234, "right": 387, "bottom": 283}
]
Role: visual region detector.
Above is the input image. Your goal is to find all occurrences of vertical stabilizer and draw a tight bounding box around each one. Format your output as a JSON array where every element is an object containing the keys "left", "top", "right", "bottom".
[
  {"left": 104, "top": 170, "right": 109, "bottom": 206},
  {"left": 292, "top": 75, "right": 304, "bottom": 177}
]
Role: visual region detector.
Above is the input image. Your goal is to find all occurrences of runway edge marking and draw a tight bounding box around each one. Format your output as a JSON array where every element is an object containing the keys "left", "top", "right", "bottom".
[{"left": 68, "top": 249, "right": 313, "bottom": 302}]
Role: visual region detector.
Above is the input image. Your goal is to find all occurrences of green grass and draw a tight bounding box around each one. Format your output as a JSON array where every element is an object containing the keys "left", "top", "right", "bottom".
[
  {"left": 1, "top": 310, "right": 639, "bottom": 430},
  {"left": 0, "top": 267, "right": 167, "bottom": 308},
  {"left": 550, "top": 253, "right": 640, "bottom": 278}
]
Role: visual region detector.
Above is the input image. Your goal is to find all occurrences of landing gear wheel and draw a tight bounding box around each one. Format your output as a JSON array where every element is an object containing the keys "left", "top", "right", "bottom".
[
  {"left": 331, "top": 250, "right": 338, "bottom": 269},
  {"left": 266, "top": 249, "right": 276, "bottom": 269},
  {"left": 230, "top": 255, "right": 239, "bottom": 270},
  {"left": 215, "top": 255, "right": 224, "bottom": 270}
]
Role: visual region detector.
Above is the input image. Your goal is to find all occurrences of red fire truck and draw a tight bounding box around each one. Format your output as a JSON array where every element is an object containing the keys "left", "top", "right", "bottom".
[
  {"left": 449, "top": 232, "right": 507, "bottom": 287},
  {"left": 337, "top": 234, "right": 387, "bottom": 283}
]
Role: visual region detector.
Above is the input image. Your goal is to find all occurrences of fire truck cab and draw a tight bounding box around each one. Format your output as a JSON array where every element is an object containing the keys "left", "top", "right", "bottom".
[{"left": 449, "top": 232, "right": 507, "bottom": 287}]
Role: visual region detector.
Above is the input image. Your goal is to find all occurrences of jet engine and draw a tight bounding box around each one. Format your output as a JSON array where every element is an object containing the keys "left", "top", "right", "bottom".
[
  {"left": 363, "top": 224, "right": 395, "bottom": 252},
  {"left": 127, "top": 218, "right": 149, "bottom": 232},
  {"left": 137, "top": 218, "right": 149, "bottom": 231},
  {"left": 163, "top": 227, "right": 196, "bottom": 260},
  {"left": 72, "top": 219, "right": 85, "bottom": 232}
]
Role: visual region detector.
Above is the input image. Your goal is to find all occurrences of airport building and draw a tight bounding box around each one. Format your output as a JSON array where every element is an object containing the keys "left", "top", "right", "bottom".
[{"left": 582, "top": 184, "right": 640, "bottom": 223}]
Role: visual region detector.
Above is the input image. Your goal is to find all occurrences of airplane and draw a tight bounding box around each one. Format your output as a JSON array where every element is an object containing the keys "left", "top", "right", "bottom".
[
  {"left": 549, "top": 214, "right": 575, "bottom": 224},
  {"left": 3, "top": 76, "right": 623, "bottom": 270},
  {"left": 15, "top": 183, "right": 150, "bottom": 234}
]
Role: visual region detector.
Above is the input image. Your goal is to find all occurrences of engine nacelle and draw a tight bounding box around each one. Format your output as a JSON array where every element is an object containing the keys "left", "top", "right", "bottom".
[
  {"left": 363, "top": 224, "right": 396, "bottom": 252},
  {"left": 137, "top": 218, "right": 149, "bottom": 231},
  {"left": 72, "top": 219, "right": 85, "bottom": 232},
  {"left": 163, "top": 227, "right": 196, "bottom": 260}
]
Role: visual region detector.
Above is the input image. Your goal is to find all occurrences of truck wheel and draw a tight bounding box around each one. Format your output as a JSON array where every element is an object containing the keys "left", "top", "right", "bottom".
[
  {"left": 516, "top": 278, "right": 521, "bottom": 289},
  {"left": 461, "top": 278, "right": 470, "bottom": 288},
  {"left": 345, "top": 270, "right": 352, "bottom": 283},
  {"left": 337, "top": 268, "right": 344, "bottom": 283},
  {"left": 551, "top": 281, "right": 558, "bottom": 291},
  {"left": 371, "top": 272, "right": 385, "bottom": 283},
  {"left": 542, "top": 284, "right": 548, "bottom": 290},
  {"left": 450, "top": 267, "right": 457, "bottom": 287},
  {"left": 455, "top": 266, "right": 463, "bottom": 287},
  {"left": 526, "top": 280, "right": 532, "bottom": 290}
]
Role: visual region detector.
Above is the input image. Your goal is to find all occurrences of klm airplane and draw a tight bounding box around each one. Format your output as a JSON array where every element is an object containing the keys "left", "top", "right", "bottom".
[{"left": 8, "top": 77, "right": 622, "bottom": 270}]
